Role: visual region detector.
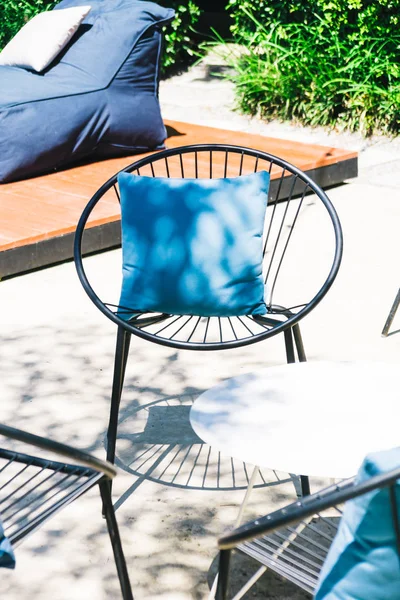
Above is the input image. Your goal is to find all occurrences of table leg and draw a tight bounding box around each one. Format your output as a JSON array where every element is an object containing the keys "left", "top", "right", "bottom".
[
  {"left": 234, "top": 465, "right": 260, "bottom": 528},
  {"left": 209, "top": 467, "right": 261, "bottom": 599},
  {"left": 209, "top": 574, "right": 219, "bottom": 600}
]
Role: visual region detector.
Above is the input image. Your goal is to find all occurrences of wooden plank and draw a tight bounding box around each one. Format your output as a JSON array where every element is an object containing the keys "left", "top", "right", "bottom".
[
  {"left": 164, "top": 121, "right": 358, "bottom": 170},
  {"left": 0, "top": 120, "right": 357, "bottom": 278}
]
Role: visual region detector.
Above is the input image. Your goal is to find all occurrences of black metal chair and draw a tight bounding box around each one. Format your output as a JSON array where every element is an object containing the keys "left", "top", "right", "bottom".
[
  {"left": 215, "top": 464, "right": 400, "bottom": 599},
  {"left": 74, "top": 144, "right": 343, "bottom": 496},
  {"left": 0, "top": 423, "right": 133, "bottom": 599}
]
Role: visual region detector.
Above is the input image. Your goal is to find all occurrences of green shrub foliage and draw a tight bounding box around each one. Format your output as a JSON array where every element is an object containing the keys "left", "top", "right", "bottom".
[
  {"left": 156, "top": 0, "right": 201, "bottom": 73},
  {"left": 225, "top": 0, "right": 400, "bottom": 135},
  {"left": 227, "top": 0, "right": 308, "bottom": 40},
  {"left": 228, "top": 0, "right": 400, "bottom": 41},
  {"left": 0, "top": 1, "right": 57, "bottom": 49},
  {"left": 0, "top": 1, "right": 202, "bottom": 74}
]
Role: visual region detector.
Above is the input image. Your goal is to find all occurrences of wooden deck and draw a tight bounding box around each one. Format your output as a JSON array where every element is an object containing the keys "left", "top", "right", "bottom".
[{"left": 0, "top": 120, "right": 357, "bottom": 278}]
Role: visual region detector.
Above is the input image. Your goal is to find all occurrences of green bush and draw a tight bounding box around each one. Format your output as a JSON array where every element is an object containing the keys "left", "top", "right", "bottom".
[
  {"left": 227, "top": 0, "right": 309, "bottom": 41},
  {"left": 156, "top": 0, "right": 202, "bottom": 74},
  {"left": 224, "top": 2, "right": 400, "bottom": 135},
  {"left": 0, "top": 1, "right": 57, "bottom": 49},
  {"left": 227, "top": 0, "right": 400, "bottom": 40},
  {"left": 0, "top": 1, "right": 202, "bottom": 73}
]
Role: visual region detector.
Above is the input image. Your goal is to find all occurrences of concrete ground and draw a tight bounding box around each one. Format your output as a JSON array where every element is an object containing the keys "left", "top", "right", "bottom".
[{"left": 0, "top": 59, "right": 399, "bottom": 599}]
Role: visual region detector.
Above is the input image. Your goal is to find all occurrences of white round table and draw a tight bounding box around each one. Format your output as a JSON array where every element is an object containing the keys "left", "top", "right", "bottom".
[{"left": 189, "top": 361, "right": 400, "bottom": 480}]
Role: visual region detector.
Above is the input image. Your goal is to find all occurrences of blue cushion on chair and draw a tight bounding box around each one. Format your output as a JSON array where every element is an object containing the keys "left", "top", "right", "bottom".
[
  {"left": 0, "top": 521, "right": 15, "bottom": 569},
  {"left": 314, "top": 447, "right": 400, "bottom": 599},
  {"left": 117, "top": 171, "right": 270, "bottom": 318}
]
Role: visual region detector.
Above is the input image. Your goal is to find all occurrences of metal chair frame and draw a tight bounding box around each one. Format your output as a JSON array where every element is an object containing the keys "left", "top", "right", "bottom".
[
  {"left": 215, "top": 465, "right": 400, "bottom": 599},
  {"left": 74, "top": 144, "right": 343, "bottom": 497},
  {"left": 0, "top": 424, "right": 133, "bottom": 600}
]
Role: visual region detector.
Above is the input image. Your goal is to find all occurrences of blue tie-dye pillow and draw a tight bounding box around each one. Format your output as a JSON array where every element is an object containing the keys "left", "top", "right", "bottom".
[
  {"left": 314, "top": 447, "right": 400, "bottom": 599},
  {"left": 117, "top": 171, "right": 270, "bottom": 318}
]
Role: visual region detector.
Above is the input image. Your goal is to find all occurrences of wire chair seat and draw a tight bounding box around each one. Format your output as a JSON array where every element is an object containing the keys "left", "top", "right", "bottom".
[
  {"left": 0, "top": 448, "right": 103, "bottom": 547},
  {"left": 108, "top": 310, "right": 294, "bottom": 349},
  {"left": 0, "top": 424, "right": 133, "bottom": 599},
  {"left": 237, "top": 508, "right": 341, "bottom": 595},
  {"left": 216, "top": 468, "right": 400, "bottom": 599}
]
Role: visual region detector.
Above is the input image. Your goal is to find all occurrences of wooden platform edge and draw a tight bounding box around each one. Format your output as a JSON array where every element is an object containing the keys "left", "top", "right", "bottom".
[
  {"left": 1, "top": 157, "right": 357, "bottom": 279},
  {"left": 0, "top": 221, "right": 121, "bottom": 279}
]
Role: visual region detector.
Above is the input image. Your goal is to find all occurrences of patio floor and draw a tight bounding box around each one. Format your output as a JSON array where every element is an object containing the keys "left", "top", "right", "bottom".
[{"left": 0, "top": 62, "right": 399, "bottom": 599}]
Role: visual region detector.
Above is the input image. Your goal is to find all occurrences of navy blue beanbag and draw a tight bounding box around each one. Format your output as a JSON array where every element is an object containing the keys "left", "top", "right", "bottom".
[{"left": 0, "top": 0, "right": 174, "bottom": 182}]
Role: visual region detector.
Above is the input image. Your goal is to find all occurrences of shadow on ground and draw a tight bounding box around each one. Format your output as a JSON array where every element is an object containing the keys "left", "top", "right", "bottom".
[{"left": 0, "top": 320, "right": 306, "bottom": 599}]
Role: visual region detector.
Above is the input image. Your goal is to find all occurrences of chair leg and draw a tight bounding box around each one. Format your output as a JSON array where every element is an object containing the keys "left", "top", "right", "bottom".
[
  {"left": 99, "top": 480, "right": 134, "bottom": 600},
  {"left": 300, "top": 475, "right": 311, "bottom": 496},
  {"left": 286, "top": 326, "right": 310, "bottom": 496},
  {"left": 215, "top": 550, "right": 231, "bottom": 600},
  {"left": 382, "top": 288, "right": 400, "bottom": 337},
  {"left": 284, "top": 328, "right": 296, "bottom": 364},
  {"left": 107, "top": 326, "right": 132, "bottom": 466},
  {"left": 293, "top": 323, "right": 307, "bottom": 362}
]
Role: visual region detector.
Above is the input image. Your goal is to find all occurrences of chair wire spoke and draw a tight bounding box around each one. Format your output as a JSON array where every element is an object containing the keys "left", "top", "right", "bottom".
[
  {"left": 164, "top": 156, "right": 170, "bottom": 178},
  {"left": 1, "top": 466, "right": 62, "bottom": 515},
  {"left": 269, "top": 184, "right": 308, "bottom": 300},
  {"left": 187, "top": 316, "right": 202, "bottom": 342},
  {"left": 227, "top": 318, "right": 238, "bottom": 341}
]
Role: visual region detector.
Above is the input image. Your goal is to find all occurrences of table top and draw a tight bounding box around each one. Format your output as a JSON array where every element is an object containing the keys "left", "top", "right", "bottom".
[{"left": 189, "top": 361, "right": 400, "bottom": 479}]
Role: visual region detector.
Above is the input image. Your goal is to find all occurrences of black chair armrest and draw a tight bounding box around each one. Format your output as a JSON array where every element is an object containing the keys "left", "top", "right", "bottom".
[
  {"left": 218, "top": 466, "right": 400, "bottom": 549},
  {"left": 0, "top": 423, "right": 117, "bottom": 479}
]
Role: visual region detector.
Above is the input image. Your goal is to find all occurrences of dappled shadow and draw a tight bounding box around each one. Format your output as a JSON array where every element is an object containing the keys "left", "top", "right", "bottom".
[
  {"left": 193, "top": 63, "right": 235, "bottom": 82},
  {"left": 115, "top": 396, "right": 293, "bottom": 496},
  {"left": 0, "top": 315, "right": 298, "bottom": 598}
]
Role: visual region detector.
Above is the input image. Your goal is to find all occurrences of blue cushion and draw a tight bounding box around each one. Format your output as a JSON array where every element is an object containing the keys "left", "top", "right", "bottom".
[
  {"left": 0, "top": 521, "right": 15, "bottom": 569},
  {"left": 0, "top": 0, "right": 175, "bottom": 182},
  {"left": 118, "top": 171, "right": 270, "bottom": 318},
  {"left": 314, "top": 447, "right": 400, "bottom": 599}
]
